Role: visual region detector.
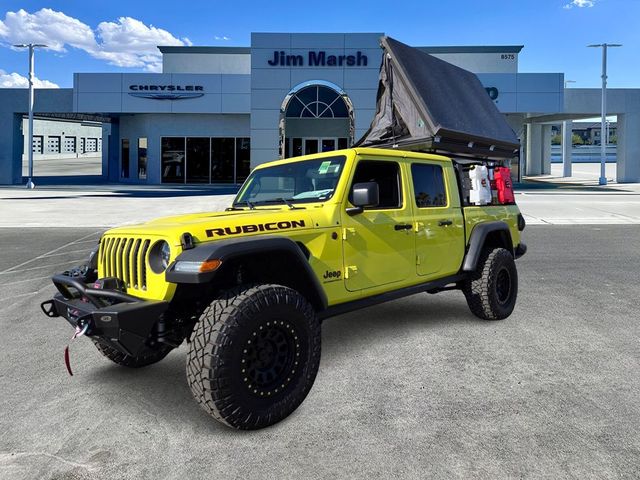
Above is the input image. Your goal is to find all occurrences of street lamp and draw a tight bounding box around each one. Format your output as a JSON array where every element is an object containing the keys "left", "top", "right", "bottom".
[
  {"left": 562, "top": 80, "right": 576, "bottom": 178},
  {"left": 588, "top": 43, "right": 622, "bottom": 186},
  {"left": 13, "top": 43, "right": 48, "bottom": 189}
]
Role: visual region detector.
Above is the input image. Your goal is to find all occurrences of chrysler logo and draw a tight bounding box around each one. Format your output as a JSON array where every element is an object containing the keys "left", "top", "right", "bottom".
[{"left": 128, "top": 84, "right": 204, "bottom": 100}]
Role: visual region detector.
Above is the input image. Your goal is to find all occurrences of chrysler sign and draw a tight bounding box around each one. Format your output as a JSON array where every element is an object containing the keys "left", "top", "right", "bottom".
[{"left": 128, "top": 84, "right": 204, "bottom": 100}]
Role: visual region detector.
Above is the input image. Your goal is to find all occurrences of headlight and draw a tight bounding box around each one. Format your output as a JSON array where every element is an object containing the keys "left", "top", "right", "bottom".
[{"left": 149, "top": 240, "right": 171, "bottom": 273}]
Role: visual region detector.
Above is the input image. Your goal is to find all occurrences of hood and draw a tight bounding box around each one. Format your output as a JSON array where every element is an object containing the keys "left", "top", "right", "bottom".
[{"left": 106, "top": 208, "right": 316, "bottom": 246}]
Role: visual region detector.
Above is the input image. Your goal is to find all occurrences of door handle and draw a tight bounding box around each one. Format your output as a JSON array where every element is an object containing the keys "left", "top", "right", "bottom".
[
  {"left": 438, "top": 219, "right": 453, "bottom": 227},
  {"left": 394, "top": 224, "right": 412, "bottom": 231}
]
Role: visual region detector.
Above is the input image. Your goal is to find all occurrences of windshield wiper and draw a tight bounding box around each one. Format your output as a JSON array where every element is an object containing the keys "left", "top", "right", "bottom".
[
  {"left": 271, "top": 198, "right": 305, "bottom": 210},
  {"left": 230, "top": 200, "right": 255, "bottom": 210}
]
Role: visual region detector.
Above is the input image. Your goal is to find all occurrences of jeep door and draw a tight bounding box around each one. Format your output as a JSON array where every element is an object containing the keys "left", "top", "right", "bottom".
[
  {"left": 341, "top": 157, "right": 415, "bottom": 292},
  {"left": 409, "top": 161, "right": 465, "bottom": 278}
]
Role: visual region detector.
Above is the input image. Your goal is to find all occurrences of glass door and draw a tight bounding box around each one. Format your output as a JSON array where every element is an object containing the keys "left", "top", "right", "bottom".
[
  {"left": 304, "top": 138, "right": 318, "bottom": 155},
  {"left": 186, "top": 137, "right": 210, "bottom": 183}
]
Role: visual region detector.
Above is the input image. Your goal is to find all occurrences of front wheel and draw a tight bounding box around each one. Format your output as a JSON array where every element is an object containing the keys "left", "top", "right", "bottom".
[
  {"left": 186, "top": 284, "right": 321, "bottom": 430},
  {"left": 463, "top": 247, "right": 518, "bottom": 320},
  {"left": 92, "top": 340, "right": 173, "bottom": 367}
]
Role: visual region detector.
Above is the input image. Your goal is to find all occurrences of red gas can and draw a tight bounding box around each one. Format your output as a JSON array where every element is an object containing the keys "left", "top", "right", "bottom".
[{"left": 494, "top": 167, "right": 515, "bottom": 204}]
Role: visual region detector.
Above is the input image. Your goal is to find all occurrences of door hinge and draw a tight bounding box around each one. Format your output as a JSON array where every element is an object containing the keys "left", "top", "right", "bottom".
[
  {"left": 414, "top": 221, "right": 425, "bottom": 233},
  {"left": 345, "top": 265, "right": 358, "bottom": 278},
  {"left": 416, "top": 254, "right": 423, "bottom": 265},
  {"left": 342, "top": 227, "right": 356, "bottom": 240}
]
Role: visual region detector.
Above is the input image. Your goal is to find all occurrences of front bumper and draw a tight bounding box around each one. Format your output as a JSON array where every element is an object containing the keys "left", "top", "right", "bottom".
[{"left": 41, "top": 274, "right": 168, "bottom": 357}]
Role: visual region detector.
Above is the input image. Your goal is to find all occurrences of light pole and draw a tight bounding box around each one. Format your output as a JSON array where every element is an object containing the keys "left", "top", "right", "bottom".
[
  {"left": 562, "top": 80, "right": 576, "bottom": 177},
  {"left": 588, "top": 43, "right": 622, "bottom": 186},
  {"left": 13, "top": 43, "right": 48, "bottom": 189}
]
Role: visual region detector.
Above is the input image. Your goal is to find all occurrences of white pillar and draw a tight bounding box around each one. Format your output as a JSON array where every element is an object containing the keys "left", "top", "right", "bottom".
[
  {"left": 26, "top": 45, "right": 35, "bottom": 189},
  {"left": 616, "top": 113, "right": 640, "bottom": 183},
  {"left": 562, "top": 120, "right": 573, "bottom": 177},
  {"left": 525, "top": 123, "right": 542, "bottom": 175},
  {"left": 542, "top": 125, "right": 552, "bottom": 175}
]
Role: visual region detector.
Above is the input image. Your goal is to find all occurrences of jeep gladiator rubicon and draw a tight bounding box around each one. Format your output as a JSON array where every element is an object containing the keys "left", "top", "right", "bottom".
[{"left": 41, "top": 148, "right": 526, "bottom": 429}]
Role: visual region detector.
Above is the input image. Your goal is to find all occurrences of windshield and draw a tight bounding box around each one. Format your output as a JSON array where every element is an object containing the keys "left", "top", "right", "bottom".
[{"left": 234, "top": 155, "right": 346, "bottom": 206}]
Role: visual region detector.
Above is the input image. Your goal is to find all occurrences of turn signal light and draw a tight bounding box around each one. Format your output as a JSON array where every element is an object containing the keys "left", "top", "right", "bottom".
[
  {"left": 173, "top": 259, "right": 222, "bottom": 273},
  {"left": 199, "top": 259, "right": 222, "bottom": 272}
]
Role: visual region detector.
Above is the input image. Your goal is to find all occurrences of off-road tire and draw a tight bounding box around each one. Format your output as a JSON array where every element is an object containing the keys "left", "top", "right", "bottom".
[
  {"left": 463, "top": 247, "right": 518, "bottom": 320},
  {"left": 186, "top": 284, "right": 321, "bottom": 430},
  {"left": 92, "top": 340, "right": 173, "bottom": 368}
]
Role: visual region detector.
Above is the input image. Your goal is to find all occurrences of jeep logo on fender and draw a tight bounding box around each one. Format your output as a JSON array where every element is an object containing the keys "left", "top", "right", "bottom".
[{"left": 205, "top": 220, "right": 306, "bottom": 238}]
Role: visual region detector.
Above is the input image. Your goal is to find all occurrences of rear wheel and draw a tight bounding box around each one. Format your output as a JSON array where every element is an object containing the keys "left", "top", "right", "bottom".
[
  {"left": 463, "top": 247, "right": 518, "bottom": 320},
  {"left": 92, "top": 340, "right": 173, "bottom": 368},
  {"left": 186, "top": 284, "right": 321, "bottom": 430}
]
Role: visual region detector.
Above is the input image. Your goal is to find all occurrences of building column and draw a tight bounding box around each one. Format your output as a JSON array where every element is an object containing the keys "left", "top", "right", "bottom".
[
  {"left": 0, "top": 113, "right": 24, "bottom": 185},
  {"left": 107, "top": 119, "right": 120, "bottom": 182},
  {"left": 542, "top": 125, "right": 552, "bottom": 175},
  {"left": 525, "top": 123, "right": 542, "bottom": 176},
  {"left": 562, "top": 120, "right": 573, "bottom": 177},
  {"left": 616, "top": 113, "right": 640, "bottom": 183}
]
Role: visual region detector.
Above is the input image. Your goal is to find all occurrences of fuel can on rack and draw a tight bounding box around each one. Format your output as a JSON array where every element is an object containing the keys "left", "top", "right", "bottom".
[
  {"left": 469, "top": 165, "right": 492, "bottom": 205},
  {"left": 494, "top": 167, "right": 515, "bottom": 204}
]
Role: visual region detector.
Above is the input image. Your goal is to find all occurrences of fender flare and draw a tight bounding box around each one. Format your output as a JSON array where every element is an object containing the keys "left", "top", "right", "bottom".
[
  {"left": 165, "top": 235, "right": 327, "bottom": 310},
  {"left": 462, "top": 221, "right": 514, "bottom": 272}
]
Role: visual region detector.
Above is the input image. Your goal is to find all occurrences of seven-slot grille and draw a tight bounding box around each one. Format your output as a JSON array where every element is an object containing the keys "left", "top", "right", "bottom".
[{"left": 99, "top": 237, "right": 152, "bottom": 291}]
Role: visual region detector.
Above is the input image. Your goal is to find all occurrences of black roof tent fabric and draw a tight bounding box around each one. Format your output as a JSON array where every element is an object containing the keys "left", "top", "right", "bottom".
[{"left": 355, "top": 37, "right": 520, "bottom": 159}]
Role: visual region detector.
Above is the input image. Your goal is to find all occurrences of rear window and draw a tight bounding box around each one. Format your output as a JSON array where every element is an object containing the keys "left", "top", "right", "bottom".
[{"left": 411, "top": 164, "right": 447, "bottom": 207}]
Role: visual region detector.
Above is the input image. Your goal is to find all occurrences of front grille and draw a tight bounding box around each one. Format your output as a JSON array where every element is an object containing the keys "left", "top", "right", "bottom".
[{"left": 100, "top": 236, "right": 152, "bottom": 291}]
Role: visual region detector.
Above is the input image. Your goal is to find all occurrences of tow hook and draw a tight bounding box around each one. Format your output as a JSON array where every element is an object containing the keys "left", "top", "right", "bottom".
[{"left": 64, "top": 317, "right": 92, "bottom": 376}]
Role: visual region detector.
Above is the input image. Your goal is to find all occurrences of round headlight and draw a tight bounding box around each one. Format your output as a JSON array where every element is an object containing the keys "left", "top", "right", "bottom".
[{"left": 149, "top": 240, "right": 171, "bottom": 273}]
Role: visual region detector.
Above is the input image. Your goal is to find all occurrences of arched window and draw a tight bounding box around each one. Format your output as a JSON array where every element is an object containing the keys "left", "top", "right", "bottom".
[{"left": 285, "top": 85, "right": 349, "bottom": 119}]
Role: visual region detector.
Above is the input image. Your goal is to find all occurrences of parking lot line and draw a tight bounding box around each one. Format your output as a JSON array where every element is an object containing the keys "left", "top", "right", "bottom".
[
  {"left": 0, "top": 259, "right": 85, "bottom": 275},
  {"left": 0, "top": 231, "right": 100, "bottom": 275}
]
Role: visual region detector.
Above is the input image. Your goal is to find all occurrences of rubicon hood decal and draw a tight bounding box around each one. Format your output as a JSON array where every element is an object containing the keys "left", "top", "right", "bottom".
[{"left": 205, "top": 220, "right": 306, "bottom": 238}]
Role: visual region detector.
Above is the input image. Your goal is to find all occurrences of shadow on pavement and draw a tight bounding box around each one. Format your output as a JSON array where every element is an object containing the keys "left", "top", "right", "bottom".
[{"left": 83, "top": 295, "right": 475, "bottom": 433}]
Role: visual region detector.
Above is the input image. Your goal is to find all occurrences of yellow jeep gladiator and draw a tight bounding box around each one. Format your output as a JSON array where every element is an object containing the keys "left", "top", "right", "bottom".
[{"left": 42, "top": 148, "right": 526, "bottom": 429}]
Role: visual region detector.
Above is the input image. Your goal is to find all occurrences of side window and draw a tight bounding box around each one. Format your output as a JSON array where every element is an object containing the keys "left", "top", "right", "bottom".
[
  {"left": 411, "top": 164, "right": 447, "bottom": 208},
  {"left": 350, "top": 160, "right": 402, "bottom": 209}
]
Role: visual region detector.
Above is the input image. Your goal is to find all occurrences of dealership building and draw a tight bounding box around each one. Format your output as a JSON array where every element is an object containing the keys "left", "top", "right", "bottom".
[{"left": 1, "top": 32, "right": 639, "bottom": 185}]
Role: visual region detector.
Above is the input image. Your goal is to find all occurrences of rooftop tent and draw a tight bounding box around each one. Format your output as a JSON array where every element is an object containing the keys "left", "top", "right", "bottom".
[{"left": 355, "top": 37, "right": 520, "bottom": 159}]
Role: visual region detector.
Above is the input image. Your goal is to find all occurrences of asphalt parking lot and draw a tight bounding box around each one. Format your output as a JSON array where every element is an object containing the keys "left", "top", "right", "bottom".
[{"left": 0, "top": 225, "right": 639, "bottom": 479}]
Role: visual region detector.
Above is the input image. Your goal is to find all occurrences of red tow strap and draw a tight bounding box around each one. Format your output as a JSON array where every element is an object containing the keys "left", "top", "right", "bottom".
[{"left": 64, "top": 323, "right": 89, "bottom": 376}]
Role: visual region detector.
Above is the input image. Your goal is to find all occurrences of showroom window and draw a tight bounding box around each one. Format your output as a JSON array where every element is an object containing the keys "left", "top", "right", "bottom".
[
  {"left": 138, "top": 138, "right": 148, "bottom": 180},
  {"left": 161, "top": 137, "right": 250, "bottom": 184},
  {"left": 121, "top": 139, "right": 130, "bottom": 179}
]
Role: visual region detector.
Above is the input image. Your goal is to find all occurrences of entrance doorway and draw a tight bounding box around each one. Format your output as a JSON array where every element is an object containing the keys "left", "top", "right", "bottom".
[
  {"left": 284, "top": 137, "right": 349, "bottom": 157},
  {"left": 279, "top": 81, "right": 354, "bottom": 159}
]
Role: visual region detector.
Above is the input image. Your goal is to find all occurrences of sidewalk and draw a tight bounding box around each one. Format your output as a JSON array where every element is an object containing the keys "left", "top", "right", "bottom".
[
  {"left": 1, "top": 179, "right": 639, "bottom": 227},
  {"left": 0, "top": 185, "right": 237, "bottom": 228}
]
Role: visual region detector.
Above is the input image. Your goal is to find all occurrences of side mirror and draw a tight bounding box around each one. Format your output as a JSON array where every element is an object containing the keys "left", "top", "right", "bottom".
[{"left": 347, "top": 182, "right": 379, "bottom": 215}]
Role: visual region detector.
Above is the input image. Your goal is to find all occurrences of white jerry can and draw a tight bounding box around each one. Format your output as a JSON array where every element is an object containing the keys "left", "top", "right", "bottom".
[{"left": 469, "top": 165, "right": 492, "bottom": 205}]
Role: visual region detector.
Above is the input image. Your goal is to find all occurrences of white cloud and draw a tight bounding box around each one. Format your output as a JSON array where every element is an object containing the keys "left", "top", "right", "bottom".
[
  {"left": 214, "top": 35, "right": 231, "bottom": 41},
  {"left": 0, "top": 9, "right": 95, "bottom": 52},
  {"left": 0, "top": 8, "right": 190, "bottom": 71},
  {"left": 0, "top": 69, "right": 59, "bottom": 88},
  {"left": 564, "top": 0, "right": 596, "bottom": 9}
]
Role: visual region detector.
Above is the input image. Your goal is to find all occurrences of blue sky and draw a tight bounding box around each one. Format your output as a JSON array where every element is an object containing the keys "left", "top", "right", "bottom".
[{"left": 0, "top": 0, "right": 638, "bottom": 88}]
